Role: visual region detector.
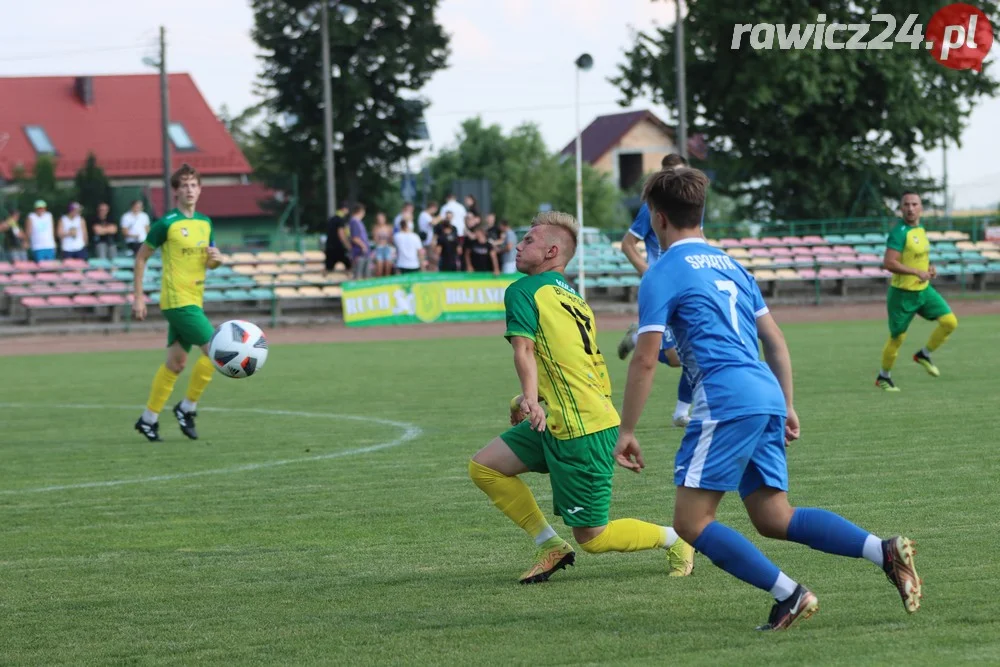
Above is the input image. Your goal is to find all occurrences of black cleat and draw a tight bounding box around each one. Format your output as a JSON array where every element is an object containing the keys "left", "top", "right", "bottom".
[
  {"left": 135, "top": 418, "right": 162, "bottom": 442},
  {"left": 756, "top": 584, "right": 819, "bottom": 631},
  {"left": 173, "top": 403, "right": 198, "bottom": 440},
  {"left": 882, "top": 536, "right": 923, "bottom": 613}
]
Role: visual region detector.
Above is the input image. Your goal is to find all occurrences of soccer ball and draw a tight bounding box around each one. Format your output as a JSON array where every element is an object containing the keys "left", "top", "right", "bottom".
[{"left": 209, "top": 319, "right": 269, "bottom": 378}]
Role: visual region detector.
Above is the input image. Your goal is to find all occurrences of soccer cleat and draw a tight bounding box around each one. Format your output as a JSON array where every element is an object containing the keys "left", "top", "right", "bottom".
[
  {"left": 173, "top": 403, "right": 198, "bottom": 440},
  {"left": 134, "top": 418, "right": 162, "bottom": 442},
  {"left": 617, "top": 323, "right": 639, "bottom": 360},
  {"left": 882, "top": 536, "right": 922, "bottom": 613},
  {"left": 666, "top": 538, "right": 695, "bottom": 577},
  {"left": 519, "top": 541, "right": 575, "bottom": 584},
  {"left": 875, "top": 375, "right": 901, "bottom": 392},
  {"left": 913, "top": 350, "right": 940, "bottom": 377},
  {"left": 672, "top": 414, "right": 691, "bottom": 428},
  {"left": 756, "top": 585, "right": 819, "bottom": 631}
]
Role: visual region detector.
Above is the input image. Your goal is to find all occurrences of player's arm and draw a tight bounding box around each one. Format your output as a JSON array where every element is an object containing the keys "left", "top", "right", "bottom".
[
  {"left": 132, "top": 242, "right": 154, "bottom": 321},
  {"left": 510, "top": 336, "right": 545, "bottom": 431},
  {"left": 756, "top": 312, "right": 799, "bottom": 444},
  {"left": 882, "top": 248, "right": 929, "bottom": 282},
  {"left": 621, "top": 331, "right": 662, "bottom": 431},
  {"left": 621, "top": 232, "right": 648, "bottom": 275},
  {"left": 206, "top": 228, "right": 222, "bottom": 269},
  {"left": 489, "top": 247, "right": 500, "bottom": 275}
]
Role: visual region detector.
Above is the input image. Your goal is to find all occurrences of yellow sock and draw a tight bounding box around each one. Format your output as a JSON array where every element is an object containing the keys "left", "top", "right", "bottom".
[
  {"left": 880, "top": 333, "right": 906, "bottom": 373},
  {"left": 146, "top": 364, "right": 180, "bottom": 413},
  {"left": 579, "top": 519, "right": 666, "bottom": 554},
  {"left": 927, "top": 313, "right": 958, "bottom": 352},
  {"left": 185, "top": 355, "right": 215, "bottom": 403},
  {"left": 469, "top": 460, "right": 552, "bottom": 540}
]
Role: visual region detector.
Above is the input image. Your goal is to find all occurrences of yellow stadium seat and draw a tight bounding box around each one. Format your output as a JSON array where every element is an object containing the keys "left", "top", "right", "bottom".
[
  {"left": 303, "top": 250, "right": 325, "bottom": 262},
  {"left": 925, "top": 231, "right": 945, "bottom": 241},
  {"left": 749, "top": 257, "right": 774, "bottom": 267},
  {"left": 754, "top": 269, "right": 778, "bottom": 280},
  {"left": 975, "top": 241, "right": 998, "bottom": 250},
  {"left": 956, "top": 241, "right": 977, "bottom": 250},
  {"left": 274, "top": 287, "right": 300, "bottom": 298},
  {"left": 707, "top": 239, "right": 722, "bottom": 247},
  {"left": 279, "top": 251, "right": 304, "bottom": 261},
  {"left": 298, "top": 286, "right": 323, "bottom": 297},
  {"left": 255, "top": 252, "right": 279, "bottom": 261},
  {"left": 775, "top": 269, "right": 798, "bottom": 279},
  {"left": 276, "top": 273, "right": 300, "bottom": 283},
  {"left": 230, "top": 252, "right": 257, "bottom": 264},
  {"left": 321, "top": 285, "right": 343, "bottom": 297},
  {"left": 943, "top": 230, "right": 969, "bottom": 240},
  {"left": 255, "top": 264, "right": 281, "bottom": 274},
  {"left": 300, "top": 273, "right": 326, "bottom": 283},
  {"left": 233, "top": 265, "right": 257, "bottom": 275},
  {"left": 254, "top": 275, "right": 275, "bottom": 285},
  {"left": 727, "top": 248, "right": 751, "bottom": 258},
  {"left": 305, "top": 262, "right": 325, "bottom": 272}
]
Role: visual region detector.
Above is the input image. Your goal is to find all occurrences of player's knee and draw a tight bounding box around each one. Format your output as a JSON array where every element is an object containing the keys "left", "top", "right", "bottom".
[
  {"left": 749, "top": 514, "right": 789, "bottom": 540},
  {"left": 468, "top": 459, "right": 500, "bottom": 489},
  {"left": 673, "top": 515, "right": 710, "bottom": 545},
  {"left": 939, "top": 313, "right": 958, "bottom": 333},
  {"left": 574, "top": 526, "right": 605, "bottom": 552},
  {"left": 167, "top": 358, "right": 186, "bottom": 374}
]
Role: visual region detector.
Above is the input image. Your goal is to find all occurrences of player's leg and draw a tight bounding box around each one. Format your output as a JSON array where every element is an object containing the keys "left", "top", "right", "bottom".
[
  {"left": 135, "top": 323, "right": 188, "bottom": 442},
  {"left": 877, "top": 287, "right": 917, "bottom": 391},
  {"left": 740, "top": 415, "right": 921, "bottom": 614},
  {"left": 672, "top": 372, "right": 693, "bottom": 428},
  {"left": 551, "top": 427, "right": 694, "bottom": 576},
  {"left": 913, "top": 286, "right": 957, "bottom": 377},
  {"left": 672, "top": 415, "right": 816, "bottom": 630},
  {"left": 470, "top": 422, "right": 573, "bottom": 583},
  {"left": 169, "top": 307, "right": 216, "bottom": 440}
]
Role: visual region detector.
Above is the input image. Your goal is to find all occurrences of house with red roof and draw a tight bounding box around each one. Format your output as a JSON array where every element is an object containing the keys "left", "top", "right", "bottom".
[
  {"left": 0, "top": 73, "right": 279, "bottom": 247},
  {"left": 559, "top": 109, "right": 678, "bottom": 191}
]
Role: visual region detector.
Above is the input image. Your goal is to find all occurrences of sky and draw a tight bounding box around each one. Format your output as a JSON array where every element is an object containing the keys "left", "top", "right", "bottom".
[{"left": 1, "top": 0, "right": 997, "bottom": 209}]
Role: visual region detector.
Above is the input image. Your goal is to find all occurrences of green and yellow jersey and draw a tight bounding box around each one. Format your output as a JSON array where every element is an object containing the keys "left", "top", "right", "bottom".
[
  {"left": 144, "top": 209, "right": 214, "bottom": 310},
  {"left": 886, "top": 222, "right": 930, "bottom": 291},
  {"left": 504, "top": 271, "right": 619, "bottom": 440}
]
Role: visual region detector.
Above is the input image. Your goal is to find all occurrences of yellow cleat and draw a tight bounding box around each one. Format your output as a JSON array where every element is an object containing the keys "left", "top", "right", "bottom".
[
  {"left": 666, "top": 538, "right": 695, "bottom": 576},
  {"left": 913, "top": 351, "right": 940, "bottom": 377},
  {"left": 875, "top": 375, "right": 901, "bottom": 392},
  {"left": 519, "top": 541, "right": 575, "bottom": 584}
]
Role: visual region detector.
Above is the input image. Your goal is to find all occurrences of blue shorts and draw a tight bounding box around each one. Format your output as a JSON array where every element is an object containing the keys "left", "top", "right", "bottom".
[
  {"left": 674, "top": 414, "right": 788, "bottom": 498},
  {"left": 662, "top": 327, "right": 677, "bottom": 351},
  {"left": 32, "top": 248, "right": 56, "bottom": 262}
]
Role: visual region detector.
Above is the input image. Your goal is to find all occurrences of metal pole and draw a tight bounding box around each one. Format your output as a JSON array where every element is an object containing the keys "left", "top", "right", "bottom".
[
  {"left": 293, "top": 173, "right": 302, "bottom": 252},
  {"left": 321, "top": 1, "right": 337, "bottom": 219},
  {"left": 575, "top": 66, "right": 585, "bottom": 298},
  {"left": 942, "top": 137, "right": 950, "bottom": 226},
  {"left": 160, "top": 26, "right": 171, "bottom": 215},
  {"left": 675, "top": 0, "right": 688, "bottom": 160}
]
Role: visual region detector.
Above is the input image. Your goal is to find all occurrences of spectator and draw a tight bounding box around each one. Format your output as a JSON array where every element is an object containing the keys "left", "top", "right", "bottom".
[
  {"left": 417, "top": 201, "right": 438, "bottom": 247},
  {"left": 433, "top": 214, "right": 460, "bottom": 272},
  {"left": 1, "top": 210, "right": 27, "bottom": 262},
  {"left": 121, "top": 200, "right": 150, "bottom": 255},
  {"left": 58, "top": 202, "right": 89, "bottom": 259},
  {"left": 348, "top": 203, "right": 371, "bottom": 280},
  {"left": 394, "top": 218, "right": 425, "bottom": 274},
  {"left": 393, "top": 202, "right": 415, "bottom": 232},
  {"left": 464, "top": 194, "right": 480, "bottom": 217},
  {"left": 324, "top": 201, "right": 351, "bottom": 273},
  {"left": 439, "top": 193, "right": 467, "bottom": 237},
  {"left": 90, "top": 202, "right": 118, "bottom": 260},
  {"left": 371, "top": 212, "right": 394, "bottom": 277},
  {"left": 464, "top": 213, "right": 481, "bottom": 237},
  {"left": 465, "top": 226, "right": 499, "bottom": 275},
  {"left": 497, "top": 218, "right": 518, "bottom": 274},
  {"left": 25, "top": 199, "right": 56, "bottom": 261}
]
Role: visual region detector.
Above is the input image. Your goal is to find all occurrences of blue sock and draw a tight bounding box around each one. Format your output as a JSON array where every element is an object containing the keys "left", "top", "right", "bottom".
[
  {"left": 677, "top": 372, "right": 693, "bottom": 403},
  {"left": 692, "top": 521, "right": 781, "bottom": 592},
  {"left": 786, "top": 507, "right": 869, "bottom": 558}
]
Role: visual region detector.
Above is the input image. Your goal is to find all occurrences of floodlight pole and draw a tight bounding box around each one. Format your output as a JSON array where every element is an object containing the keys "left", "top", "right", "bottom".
[
  {"left": 675, "top": 0, "right": 688, "bottom": 160},
  {"left": 321, "top": 1, "right": 337, "bottom": 219},
  {"left": 574, "top": 53, "right": 592, "bottom": 298},
  {"left": 159, "top": 26, "right": 171, "bottom": 215}
]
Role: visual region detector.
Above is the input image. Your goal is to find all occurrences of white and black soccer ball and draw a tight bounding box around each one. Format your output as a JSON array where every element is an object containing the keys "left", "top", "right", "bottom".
[{"left": 209, "top": 319, "right": 269, "bottom": 378}]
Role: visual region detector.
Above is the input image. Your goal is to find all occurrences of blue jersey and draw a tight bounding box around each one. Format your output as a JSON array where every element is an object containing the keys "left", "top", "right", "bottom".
[
  {"left": 628, "top": 204, "right": 661, "bottom": 266},
  {"left": 637, "top": 238, "right": 786, "bottom": 422}
]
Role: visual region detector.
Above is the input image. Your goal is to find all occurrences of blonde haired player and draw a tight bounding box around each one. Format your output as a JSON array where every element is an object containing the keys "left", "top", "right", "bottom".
[
  {"left": 133, "top": 164, "right": 223, "bottom": 442},
  {"left": 469, "top": 211, "right": 694, "bottom": 583}
]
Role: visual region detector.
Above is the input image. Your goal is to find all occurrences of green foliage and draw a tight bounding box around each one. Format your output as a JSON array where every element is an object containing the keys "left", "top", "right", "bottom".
[
  {"left": 428, "top": 118, "right": 628, "bottom": 229},
  {"left": 14, "top": 156, "right": 72, "bottom": 218},
  {"left": 612, "top": 0, "right": 1000, "bottom": 220},
  {"left": 249, "top": 0, "right": 450, "bottom": 232},
  {"left": 73, "top": 154, "right": 113, "bottom": 218}
]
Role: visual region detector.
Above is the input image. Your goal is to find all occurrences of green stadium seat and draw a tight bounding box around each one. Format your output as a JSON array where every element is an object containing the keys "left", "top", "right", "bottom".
[
  {"left": 223, "top": 289, "right": 253, "bottom": 300},
  {"left": 843, "top": 234, "right": 866, "bottom": 244},
  {"left": 987, "top": 262, "right": 1000, "bottom": 273},
  {"left": 203, "top": 290, "right": 227, "bottom": 302},
  {"left": 112, "top": 270, "right": 133, "bottom": 281},
  {"left": 87, "top": 258, "right": 113, "bottom": 270},
  {"left": 939, "top": 252, "right": 961, "bottom": 262},
  {"left": 938, "top": 264, "right": 963, "bottom": 276},
  {"left": 863, "top": 233, "right": 885, "bottom": 243},
  {"left": 964, "top": 263, "right": 988, "bottom": 274},
  {"left": 960, "top": 251, "right": 983, "bottom": 260},
  {"left": 824, "top": 234, "right": 846, "bottom": 244},
  {"left": 148, "top": 292, "right": 160, "bottom": 303},
  {"left": 934, "top": 242, "right": 957, "bottom": 251},
  {"left": 248, "top": 288, "right": 274, "bottom": 300},
  {"left": 112, "top": 257, "right": 134, "bottom": 268}
]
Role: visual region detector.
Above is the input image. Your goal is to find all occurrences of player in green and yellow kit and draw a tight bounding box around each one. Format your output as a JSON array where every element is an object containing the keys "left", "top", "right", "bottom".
[
  {"left": 876, "top": 191, "right": 958, "bottom": 391},
  {"left": 468, "top": 211, "right": 694, "bottom": 583},
  {"left": 133, "top": 164, "right": 223, "bottom": 441}
]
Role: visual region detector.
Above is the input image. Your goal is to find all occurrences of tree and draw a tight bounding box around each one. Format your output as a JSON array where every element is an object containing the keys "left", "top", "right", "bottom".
[
  {"left": 612, "top": 0, "right": 1000, "bottom": 221},
  {"left": 428, "top": 118, "right": 628, "bottom": 229},
  {"left": 73, "top": 153, "right": 112, "bottom": 217},
  {"left": 14, "top": 156, "right": 72, "bottom": 218},
  {"left": 250, "top": 0, "right": 449, "bottom": 231}
]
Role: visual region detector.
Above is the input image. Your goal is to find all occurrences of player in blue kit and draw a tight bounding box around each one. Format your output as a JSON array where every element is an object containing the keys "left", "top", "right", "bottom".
[
  {"left": 613, "top": 166, "right": 922, "bottom": 631},
  {"left": 618, "top": 153, "right": 693, "bottom": 427}
]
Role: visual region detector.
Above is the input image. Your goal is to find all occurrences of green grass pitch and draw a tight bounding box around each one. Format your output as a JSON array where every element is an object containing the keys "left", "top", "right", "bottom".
[{"left": 2, "top": 315, "right": 999, "bottom": 665}]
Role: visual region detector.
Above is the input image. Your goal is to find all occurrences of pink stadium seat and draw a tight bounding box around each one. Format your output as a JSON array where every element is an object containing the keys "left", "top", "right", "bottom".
[
  {"left": 0, "top": 262, "right": 12, "bottom": 273},
  {"left": 719, "top": 238, "right": 740, "bottom": 248},
  {"left": 760, "top": 237, "right": 782, "bottom": 246},
  {"left": 10, "top": 273, "right": 36, "bottom": 282},
  {"left": 61, "top": 271, "right": 86, "bottom": 281},
  {"left": 31, "top": 285, "right": 60, "bottom": 295},
  {"left": 21, "top": 297, "right": 47, "bottom": 308},
  {"left": 831, "top": 245, "right": 853, "bottom": 253},
  {"left": 85, "top": 270, "right": 113, "bottom": 281},
  {"left": 0, "top": 274, "right": 10, "bottom": 284},
  {"left": 818, "top": 268, "right": 841, "bottom": 279},
  {"left": 13, "top": 261, "right": 36, "bottom": 271},
  {"left": 63, "top": 259, "right": 88, "bottom": 269},
  {"left": 5, "top": 286, "right": 31, "bottom": 297},
  {"left": 741, "top": 237, "right": 762, "bottom": 247},
  {"left": 47, "top": 296, "right": 73, "bottom": 306},
  {"left": 36, "top": 272, "right": 61, "bottom": 282},
  {"left": 98, "top": 294, "right": 127, "bottom": 305},
  {"left": 72, "top": 295, "right": 100, "bottom": 305},
  {"left": 791, "top": 246, "right": 813, "bottom": 255},
  {"left": 857, "top": 253, "right": 880, "bottom": 263},
  {"left": 812, "top": 247, "right": 835, "bottom": 256},
  {"left": 78, "top": 282, "right": 103, "bottom": 292},
  {"left": 105, "top": 281, "right": 128, "bottom": 291},
  {"left": 861, "top": 266, "right": 885, "bottom": 277},
  {"left": 781, "top": 236, "right": 806, "bottom": 246},
  {"left": 770, "top": 247, "right": 793, "bottom": 256},
  {"left": 802, "top": 235, "right": 825, "bottom": 244},
  {"left": 749, "top": 248, "right": 772, "bottom": 257},
  {"left": 797, "top": 268, "right": 818, "bottom": 279},
  {"left": 37, "top": 260, "right": 62, "bottom": 270},
  {"left": 791, "top": 257, "right": 815, "bottom": 267},
  {"left": 840, "top": 267, "right": 863, "bottom": 278}
]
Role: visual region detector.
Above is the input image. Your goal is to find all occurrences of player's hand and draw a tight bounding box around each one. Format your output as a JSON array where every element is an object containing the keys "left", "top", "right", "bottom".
[
  {"left": 207, "top": 247, "right": 223, "bottom": 264},
  {"left": 614, "top": 431, "right": 645, "bottom": 473},
  {"left": 785, "top": 406, "right": 800, "bottom": 446},
  {"left": 520, "top": 396, "right": 546, "bottom": 432},
  {"left": 916, "top": 270, "right": 931, "bottom": 282},
  {"left": 133, "top": 295, "right": 147, "bottom": 321},
  {"left": 509, "top": 394, "right": 528, "bottom": 426},
  {"left": 928, "top": 266, "right": 938, "bottom": 279}
]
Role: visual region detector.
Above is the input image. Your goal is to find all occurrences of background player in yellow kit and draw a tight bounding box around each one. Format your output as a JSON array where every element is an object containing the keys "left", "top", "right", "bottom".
[
  {"left": 468, "top": 211, "right": 694, "bottom": 583},
  {"left": 876, "top": 192, "right": 958, "bottom": 391},
  {"left": 133, "top": 164, "right": 223, "bottom": 441}
]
